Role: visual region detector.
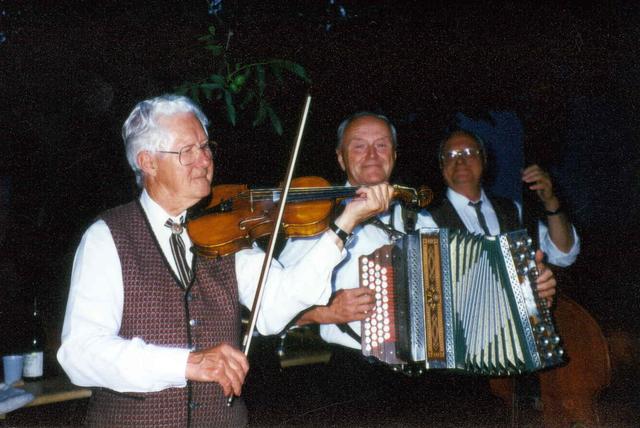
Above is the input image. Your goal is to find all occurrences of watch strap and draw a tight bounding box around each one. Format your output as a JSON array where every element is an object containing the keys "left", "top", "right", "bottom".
[{"left": 329, "top": 221, "right": 352, "bottom": 245}]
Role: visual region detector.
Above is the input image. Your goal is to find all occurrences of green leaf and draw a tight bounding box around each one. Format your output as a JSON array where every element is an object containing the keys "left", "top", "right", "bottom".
[
  {"left": 224, "top": 91, "right": 236, "bottom": 125},
  {"left": 274, "top": 60, "right": 310, "bottom": 82},
  {"left": 209, "top": 74, "right": 226, "bottom": 85},
  {"left": 208, "top": 25, "right": 216, "bottom": 36},
  {"left": 253, "top": 100, "right": 267, "bottom": 127},
  {"left": 204, "top": 44, "right": 223, "bottom": 56},
  {"left": 200, "top": 82, "right": 224, "bottom": 90},
  {"left": 266, "top": 104, "right": 283, "bottom": 135}
]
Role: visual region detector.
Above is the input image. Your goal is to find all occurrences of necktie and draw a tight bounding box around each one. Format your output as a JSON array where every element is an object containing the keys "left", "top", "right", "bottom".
[
  {"left": 469, "top": 201, "right": 491, "bottom": 235},
  {"left": 165, "top": 218, "right": 193, "bottom": 288}
]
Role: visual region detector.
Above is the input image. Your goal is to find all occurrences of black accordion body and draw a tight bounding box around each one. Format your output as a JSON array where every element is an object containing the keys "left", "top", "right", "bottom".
[{"left": 359, "top": 228, "right": 564, "bottom": 376}]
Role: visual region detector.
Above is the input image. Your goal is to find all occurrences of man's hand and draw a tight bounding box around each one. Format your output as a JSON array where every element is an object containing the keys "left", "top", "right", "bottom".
[
  {"left": 326, "top": 288, "right": 376, "bottom": 324},
  {"left": 522, "top": 164, "right": 559, "bottom": 211},
  {"left": 185, "top": 343, "right": 249, "bottom": 397},
  {"left": 334, "top": 183, "right": 395, "bottom": 233},
  {"left": 534, "top": 249, "right": 556, "bottom": 306}
]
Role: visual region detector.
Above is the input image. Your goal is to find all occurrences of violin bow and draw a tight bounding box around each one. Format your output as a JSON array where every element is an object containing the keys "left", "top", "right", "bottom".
[{"left": 228, "top": 95, "right": 312, "bottom": 406}]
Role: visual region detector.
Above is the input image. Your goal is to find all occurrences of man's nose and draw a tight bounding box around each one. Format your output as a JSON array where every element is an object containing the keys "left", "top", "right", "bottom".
[
  {"left": 195, "top": 147, "right": 212, "bottom": 167},
  {"left": 454, "top": 154, "right": 467, "bottom": 164},
  {"left": 365, "top": 144, "right": 379, "bottom": 158}
]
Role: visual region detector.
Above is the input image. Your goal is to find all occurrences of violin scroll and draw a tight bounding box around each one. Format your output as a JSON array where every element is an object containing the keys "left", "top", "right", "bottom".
[{"left": 392, "top": 184, "right": 433, "bottom": 208}]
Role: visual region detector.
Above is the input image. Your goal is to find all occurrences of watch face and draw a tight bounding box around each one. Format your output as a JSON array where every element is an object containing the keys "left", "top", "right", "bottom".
[{"left": 344, "top": 234, "right": 355, "bottom": 247}]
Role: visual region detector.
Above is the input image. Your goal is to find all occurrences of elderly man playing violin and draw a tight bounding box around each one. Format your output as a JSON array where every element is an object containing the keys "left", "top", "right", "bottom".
[
  {"left": 278, "top": 112, "right": 558, "bottom": 418},
  {"left": 57, "top": 95, "right": 394, "bottom": 427}
]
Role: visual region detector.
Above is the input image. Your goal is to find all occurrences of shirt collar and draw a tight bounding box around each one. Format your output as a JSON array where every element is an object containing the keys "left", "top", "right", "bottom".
[
  {"left": 139, "top": 189, "right": 187, "bottom": 226},
  {"left": 446, "top": 187, "right": 489, "bottom": 210}
]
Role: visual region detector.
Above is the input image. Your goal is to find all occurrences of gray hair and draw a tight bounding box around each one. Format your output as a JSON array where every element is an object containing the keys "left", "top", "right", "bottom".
[
  {"left": 336, "top": 111, "right": 397, "bottom": 150},
  {"left": 122, "top": 94, "right": 209, "bottom": 188}
]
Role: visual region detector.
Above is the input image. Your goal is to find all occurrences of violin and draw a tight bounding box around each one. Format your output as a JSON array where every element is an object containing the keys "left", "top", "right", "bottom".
[{"left": 186, "top": 175, "right": 433, "bottom": 258}]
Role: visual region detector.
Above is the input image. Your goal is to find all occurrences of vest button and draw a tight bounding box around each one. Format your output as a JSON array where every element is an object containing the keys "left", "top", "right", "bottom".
[{"left": 189, "top": 319, "right": 198, "bottom": 327}]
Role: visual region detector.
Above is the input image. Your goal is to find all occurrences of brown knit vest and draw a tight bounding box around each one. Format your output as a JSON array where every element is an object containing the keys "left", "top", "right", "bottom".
[{"left": 86, "top": 200, "right": 247, "bottom": 427}]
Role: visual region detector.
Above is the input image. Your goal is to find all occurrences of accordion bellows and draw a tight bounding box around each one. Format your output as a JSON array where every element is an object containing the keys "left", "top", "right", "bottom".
[{"left": 359, "top": 228, "right": 564, "bottom": 376}]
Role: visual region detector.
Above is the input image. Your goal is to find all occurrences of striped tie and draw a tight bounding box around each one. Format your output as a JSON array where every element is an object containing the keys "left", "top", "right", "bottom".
[
  {"left": 164, "top": 218, "right": 193, "bottom": 288},
  {"left": 469, "top": 201, "right": 491, "bottom": 236}
]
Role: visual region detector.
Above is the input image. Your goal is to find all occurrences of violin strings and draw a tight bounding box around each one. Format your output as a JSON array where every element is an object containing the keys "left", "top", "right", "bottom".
[{"left": 233, "top": 187, "right": 358, "bottom": 203}]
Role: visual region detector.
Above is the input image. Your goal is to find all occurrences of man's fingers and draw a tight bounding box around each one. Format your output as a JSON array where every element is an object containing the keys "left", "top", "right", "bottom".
[{"left": 222, "top": 346, "right": 250, "bottom": 375}]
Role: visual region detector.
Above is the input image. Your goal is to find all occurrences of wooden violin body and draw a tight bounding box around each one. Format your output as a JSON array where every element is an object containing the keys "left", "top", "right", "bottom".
[
  {"left": 187, "top": 176, "right": 336, "bottom": 258},
  {"left": 186, "top": 176, "right": 432, "bottom": 258}
]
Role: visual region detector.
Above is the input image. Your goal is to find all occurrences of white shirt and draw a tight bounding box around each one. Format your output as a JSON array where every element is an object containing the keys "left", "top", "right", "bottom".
[
  {"left": 57, "top": 190, "right": 344, "bottom": 392},
  {"left": 279, "top": 203, "right": 437, "bottom": 350},
  {"left": 446, "top": 187, "right": 580, "bottom": 267}
]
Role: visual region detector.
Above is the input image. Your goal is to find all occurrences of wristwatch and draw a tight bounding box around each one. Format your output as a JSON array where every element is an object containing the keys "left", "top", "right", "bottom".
[
  {"left": 329, "top": 221, "right": 354, "bottom": 246},
  {"left": 544, "top": 206, "right": 563, "bottom": 216}
]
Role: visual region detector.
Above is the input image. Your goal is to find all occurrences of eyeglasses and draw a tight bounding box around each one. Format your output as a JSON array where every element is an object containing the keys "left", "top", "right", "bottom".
[
  {"left": 441, "top": 148, "right": 481, "bottom": 163},
  {"left": 158, "top": 140, "right": 217, "bottom": 166}
]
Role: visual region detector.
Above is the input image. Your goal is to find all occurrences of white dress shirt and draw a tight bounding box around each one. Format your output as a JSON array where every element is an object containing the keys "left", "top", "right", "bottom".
[
  {"left": 58, "top": 190, "right": 343, "bottom": 392},
  {"left": 279, "top": 203, "right": 437, "bottom": 350},
  {"left": 446, "top": 187, "right": 580, "bottom": 267}
]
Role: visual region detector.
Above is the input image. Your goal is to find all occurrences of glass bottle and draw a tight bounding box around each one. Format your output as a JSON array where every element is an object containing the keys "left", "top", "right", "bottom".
[{"left": 23, "top": 297, "right": 45, "bottom": 381}]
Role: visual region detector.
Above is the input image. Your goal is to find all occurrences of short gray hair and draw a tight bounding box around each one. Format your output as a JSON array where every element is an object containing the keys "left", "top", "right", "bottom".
[
  {"left": 122, "top": 94, "right": 209, "bottom": 188},
  {"left": 336, "top": 111, "right": 397, "bottom": 150}
]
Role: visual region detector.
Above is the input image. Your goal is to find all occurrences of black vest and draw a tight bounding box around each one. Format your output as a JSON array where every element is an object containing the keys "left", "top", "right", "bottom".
[{"left": 429, "top": 194, "right": 521, "bottom": 233}]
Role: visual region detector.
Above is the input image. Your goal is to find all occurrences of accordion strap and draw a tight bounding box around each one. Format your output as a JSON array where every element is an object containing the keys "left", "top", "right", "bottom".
[{"left": 337, "top": 323, "right": 361, "bottom": 344}]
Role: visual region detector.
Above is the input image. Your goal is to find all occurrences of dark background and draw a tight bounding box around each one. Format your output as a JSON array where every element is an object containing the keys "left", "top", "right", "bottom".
[{"left": 0, "top": 0, "right": 638, "bottom": 383}]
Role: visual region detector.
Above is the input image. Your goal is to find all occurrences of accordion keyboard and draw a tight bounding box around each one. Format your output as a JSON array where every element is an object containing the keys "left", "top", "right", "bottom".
[{"left": 360, "top": 245, "right": 404, "bottom": 365}]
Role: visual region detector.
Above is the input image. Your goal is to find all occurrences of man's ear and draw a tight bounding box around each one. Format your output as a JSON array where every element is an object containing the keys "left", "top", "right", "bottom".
[
  {"left": 336, "top": 148, "right": 347, "bottom": 172},
  {"left": 137, "top": 151, "right": 157, "bottom": 177}
]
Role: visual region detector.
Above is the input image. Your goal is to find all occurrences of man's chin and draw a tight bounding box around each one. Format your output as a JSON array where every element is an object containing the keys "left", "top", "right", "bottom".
[{"left": 355, "top": 171, "right": 388, "bottom": 185}]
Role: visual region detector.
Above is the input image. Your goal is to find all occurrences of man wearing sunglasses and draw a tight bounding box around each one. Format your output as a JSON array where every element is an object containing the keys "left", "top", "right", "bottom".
[{"left": 430, "top": 129, "right": 580, "bottom": 268}]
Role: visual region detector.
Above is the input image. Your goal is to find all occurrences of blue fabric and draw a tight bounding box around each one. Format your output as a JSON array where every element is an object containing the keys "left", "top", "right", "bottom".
[
  {"left": 455, "top": 111, "right": 524, "bottom": 203},
  {"left": 0, "top": 383, "right": 35, "bottom": 414}
]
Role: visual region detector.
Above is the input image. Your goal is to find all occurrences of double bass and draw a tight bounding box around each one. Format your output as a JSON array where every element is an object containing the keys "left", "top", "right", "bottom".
[
  {"left": 489, "top": 292, "right": 611, "bottom": 427},
  {"left": 489, "top": 123, "right": 612, "bottom": 426}
]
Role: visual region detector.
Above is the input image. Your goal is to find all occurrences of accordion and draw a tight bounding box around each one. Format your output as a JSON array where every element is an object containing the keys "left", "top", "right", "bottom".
[{"left": 359, "top": 228, "right": 564, "bottom": 376}]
